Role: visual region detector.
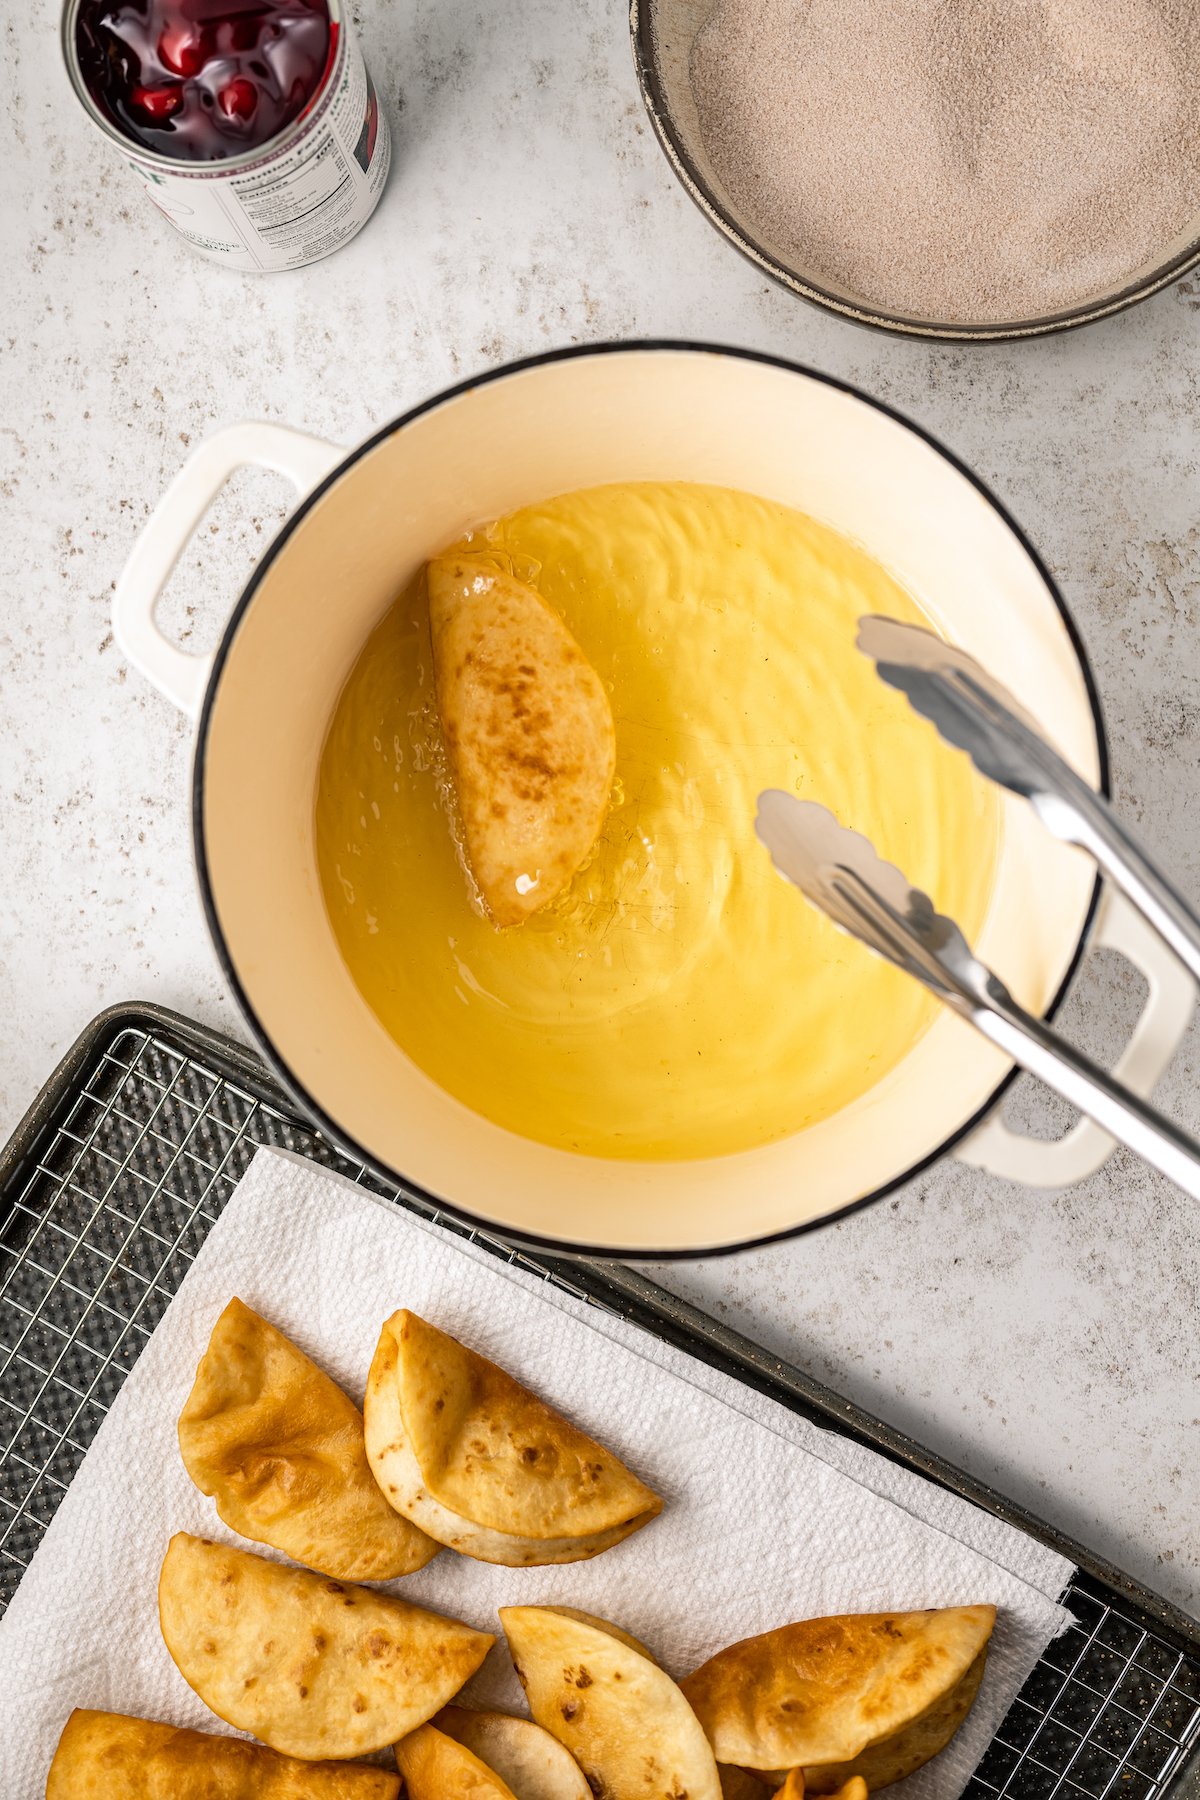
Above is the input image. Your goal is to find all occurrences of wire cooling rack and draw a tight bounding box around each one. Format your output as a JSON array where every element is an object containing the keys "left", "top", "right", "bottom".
[{"left": 2, "top": 1004, "right": 1198, "bottom": 1799}]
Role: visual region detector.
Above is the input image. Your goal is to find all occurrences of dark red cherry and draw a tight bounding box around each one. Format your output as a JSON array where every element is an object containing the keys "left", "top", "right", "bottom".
[
  {"left": 130, "top": 82, "right": 184, "bottom": 119},
  {"left": 218, "top": 77, "right": 257, "bottom": 121},
  {"left": 157, "top": 25, "right": 205, "bottom": 77}
]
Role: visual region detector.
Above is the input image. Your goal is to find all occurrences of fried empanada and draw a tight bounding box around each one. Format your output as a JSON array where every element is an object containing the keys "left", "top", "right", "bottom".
[
  {"left": 157, "top": 1533, "right": 492, "bottom": 1760},
  {"left": 437, "top": 1705, "right": 593, "bottom": 1800},
  {"left": 680, "top": 1607, "right": 996, "bottom": 1789},
  {"left": 396, "top": 1724, "right": 520, "bottom": 1800},
  {"left": 363, "top": 1310, "right": 660, "bottom": 1565},
  {"left": 427, "top": 558, "right": 615, "bottom": 926},
  {"left": 778, "top": 1773, "right": 866, "bottom": 1800},
  {"left": 179, "top": 1297, "right": 439, "bottom": 1581},
  {"left": 46, "top": 1708, "right": 401, "bottom": 1797},
  {"left": 500, "top": 1605, "right": 722, "bottom": 1800}
]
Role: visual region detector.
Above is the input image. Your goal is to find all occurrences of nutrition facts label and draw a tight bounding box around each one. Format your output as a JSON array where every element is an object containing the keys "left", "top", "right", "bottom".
[
  {"left": 120, "top": 26, "right": 390, "bottom": 273},
  {"left": 237, "top": 136, "right": 356, "bottom": 250}
]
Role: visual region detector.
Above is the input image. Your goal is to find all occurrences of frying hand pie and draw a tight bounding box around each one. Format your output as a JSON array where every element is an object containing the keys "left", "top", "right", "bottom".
[{"left": 427, "top": 557, "right": 616, "bottom": 926}]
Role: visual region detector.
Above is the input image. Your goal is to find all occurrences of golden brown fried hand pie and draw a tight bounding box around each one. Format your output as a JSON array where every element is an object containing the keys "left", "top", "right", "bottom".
[
  {"left": 179, "top": 1297, "right": 439, "bottom": 1581},
  {"left": 427, "top": 558, "right": 616, "bottom": 926},
  {"left": 500, "top": 1605, "right": 722, "bottom": 1800},
  {"left": 436, "top": 1706, "right": 593, "bottom": 1800},
  {"left": 535, "top": 1605, "right": 659, "bottom": 1662},
  {"left": 363, "top": 1311, "right": 660, "bottom": 1565},
  {"left": 680, "top": 1607, "right": 995, "bottom": 1790},
  {"left": 778, "top": 1774, "right": 866, "bottom": 1800},
  {"left": 396, "top": 1724, "right": 520, "bottom": 1800},
  {"left": 801, "top": 1647, "right": 988, "bottom": 1792},
  {"left": 157, "top": 1533, "right": 493, "bottom": 1760},
  {"left": 46, "top": 1708, "right": 401, "bottom": 1797}
]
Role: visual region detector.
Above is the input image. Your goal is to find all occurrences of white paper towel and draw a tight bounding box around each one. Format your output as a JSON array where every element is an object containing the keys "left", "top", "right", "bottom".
[{"left": 0, "top": 1150, "right": 1073, "bottom": 1797}]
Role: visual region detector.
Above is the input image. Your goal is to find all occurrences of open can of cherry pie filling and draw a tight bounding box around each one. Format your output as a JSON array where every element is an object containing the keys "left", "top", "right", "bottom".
[{"left": 62, "top": 0, "right": 390, "bottom": 271}]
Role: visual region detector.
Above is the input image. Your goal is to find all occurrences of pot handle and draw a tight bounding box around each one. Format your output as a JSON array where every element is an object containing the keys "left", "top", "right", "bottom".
[
  {"left": 113, "top": 421, "right": 346, "bottom": 717},
  {"left": 954, "top": 886, "right": 1194, "bottom": 1187}
]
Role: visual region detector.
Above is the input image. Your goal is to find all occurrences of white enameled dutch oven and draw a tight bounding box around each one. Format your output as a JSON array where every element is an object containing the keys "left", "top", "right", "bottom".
[{"left": 113, "top": 344, "right": 1192, "bottom": 1257}]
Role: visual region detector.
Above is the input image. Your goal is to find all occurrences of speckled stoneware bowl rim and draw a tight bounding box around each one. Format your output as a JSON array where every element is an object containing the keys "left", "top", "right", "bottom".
[{"left": 630, "top": 0, "right": 1200, "bottom": 343}]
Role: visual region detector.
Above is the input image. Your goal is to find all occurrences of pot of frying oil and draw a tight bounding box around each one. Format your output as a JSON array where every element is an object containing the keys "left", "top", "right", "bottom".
[{"left": 114, "top": 343, "right": 1162, "bottom": 1256}]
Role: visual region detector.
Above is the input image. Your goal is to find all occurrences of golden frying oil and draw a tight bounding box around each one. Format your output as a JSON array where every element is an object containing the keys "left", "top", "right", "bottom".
[{"left": 315, "top": 482, "right": 999, "bottom": 1159}]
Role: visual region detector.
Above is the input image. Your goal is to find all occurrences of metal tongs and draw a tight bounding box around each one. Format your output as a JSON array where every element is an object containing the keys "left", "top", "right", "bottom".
[{"left": 755, "top": 616, "right": 1200, "bottom": 1200}]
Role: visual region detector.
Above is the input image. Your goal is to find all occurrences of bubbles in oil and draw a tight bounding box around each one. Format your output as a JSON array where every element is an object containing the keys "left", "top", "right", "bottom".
[{"left": 455, "top": 521, "right": 544, "bottom": 593}]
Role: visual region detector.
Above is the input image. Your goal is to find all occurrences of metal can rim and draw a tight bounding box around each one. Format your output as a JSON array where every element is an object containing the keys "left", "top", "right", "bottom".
[{"left": 60, "top": 0, "right": 348, "bottom": 177}]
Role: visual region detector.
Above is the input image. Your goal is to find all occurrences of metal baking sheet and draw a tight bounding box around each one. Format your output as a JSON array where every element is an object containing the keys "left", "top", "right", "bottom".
[{"left": 2, "top": 1002, "right": 1198, "bottom": 1798}]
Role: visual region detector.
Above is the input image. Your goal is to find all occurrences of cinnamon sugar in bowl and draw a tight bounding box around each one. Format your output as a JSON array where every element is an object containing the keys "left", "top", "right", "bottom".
[{"left": 631, "top": 0, "right": 1200, "bottom": 339}]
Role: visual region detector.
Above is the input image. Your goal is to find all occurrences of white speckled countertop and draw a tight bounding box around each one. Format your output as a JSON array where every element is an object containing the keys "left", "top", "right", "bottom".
[{"left": 2, "top": 0, "right": 1198, "bottom": 1619}]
